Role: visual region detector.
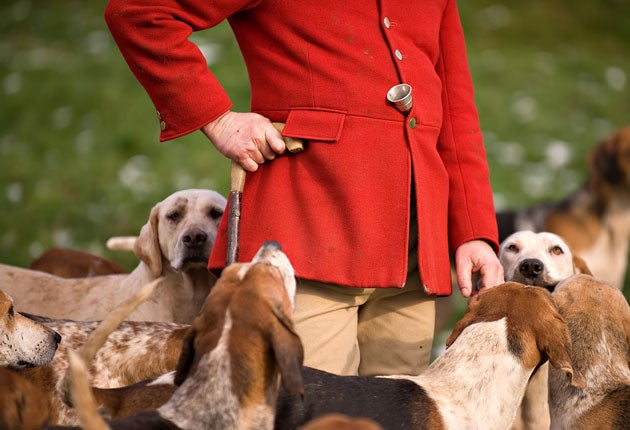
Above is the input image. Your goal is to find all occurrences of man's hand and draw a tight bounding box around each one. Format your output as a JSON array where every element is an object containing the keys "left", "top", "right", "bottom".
[
  {"left": 455, "top": 240, "right": 504, "bottom": 298},
  {"left": 201, "top": 111, "right": 286, "bottom": 171}
]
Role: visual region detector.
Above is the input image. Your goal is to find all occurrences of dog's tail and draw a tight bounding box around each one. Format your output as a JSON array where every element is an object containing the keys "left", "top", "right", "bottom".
[
  {"left": 106, "top": 235, "right": 137, "bottom": 252},
  {"left": 59, "top": 278, "right": 162, "bottom": 408},
  {"left": 67, "top": 349, "right": 110, "bottom": 430}
]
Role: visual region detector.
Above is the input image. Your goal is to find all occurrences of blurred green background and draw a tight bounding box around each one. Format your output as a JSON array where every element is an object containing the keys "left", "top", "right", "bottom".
[{"left": 1, "top": 0, "right": 628, "bottom": 297}]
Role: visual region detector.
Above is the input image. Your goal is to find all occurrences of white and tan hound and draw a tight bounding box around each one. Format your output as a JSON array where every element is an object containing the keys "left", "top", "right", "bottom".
[
  {"left": 499, "top": 230, "right": 591, "bottom": 430},
  {"left": 64, "top": 241, "right": 304, "bottom": 430},
  {"left": 0, "top": 290, "right": 61, "bottom": 369},
  {"left": 0, "top": 188, "right": 226, "bottom": 323},
  {"left": 499, "top": 230, "right": 591, "bottom": 292},
  {"left": 274, "top": 282, "right": 585, "bottom": 430}
]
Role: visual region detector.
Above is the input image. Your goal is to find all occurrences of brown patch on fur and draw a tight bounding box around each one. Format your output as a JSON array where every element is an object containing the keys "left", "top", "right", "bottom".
[
  {"left": 93, "top": 380, "right": 177, "bottom": 420},
  {"left": 543, "top": 212, "right": 602, "bottom": 254},
  {"left": 0, "top": 368, "right": 52, "bottom": 430},
  {"left": 299, "top": 413, "right": 385, "bottom": 430},
  {"left": 589, "top": 127, "right": 630, "bottom": 199},
  {"left": 553, "top": 275, "right": 630, "bottom": 380},
  {"left": 544, "top": 127, "right": 630, "bottom": 256},
  {"left": 572, "top": 255, "right": 593, "bottom": 276},
  {"left": 578, "top": 386, "right": 630, "bottom": 430}
]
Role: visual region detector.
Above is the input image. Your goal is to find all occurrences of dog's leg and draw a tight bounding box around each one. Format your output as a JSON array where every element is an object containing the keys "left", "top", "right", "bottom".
[{"left": 512, "top": 363, "right": 550, "bottom": 430}]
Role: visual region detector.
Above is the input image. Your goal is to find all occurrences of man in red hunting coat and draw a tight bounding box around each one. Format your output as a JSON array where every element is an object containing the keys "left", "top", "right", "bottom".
[{"left": 105, "top": 0, "right": 504, "bottom": 376}]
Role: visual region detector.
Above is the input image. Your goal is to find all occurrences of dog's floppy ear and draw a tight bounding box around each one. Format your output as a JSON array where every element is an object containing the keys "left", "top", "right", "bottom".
[
  {"left": 539, "top": 315, "right": 587, "bottom": 389},
  {"left": 174, "top": 327, "right": 196, "bottom": 386},
  {"left": 571, "top": 255, "right": 593, "bottom": 275},
  {"left": 270, "top": 304, "right": 304, "bottom": 396},
  {"left": 445, "top": 295, "right": 482, "bottom": 348},
  {"left": 590, "top": 133, "right": 624, "bottom": 186},
  {"left": 134, "top": 204, "right": 162, "bottom": 277}
]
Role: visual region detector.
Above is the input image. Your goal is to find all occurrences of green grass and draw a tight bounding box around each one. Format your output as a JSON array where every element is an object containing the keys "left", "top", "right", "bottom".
[{"left": 1, "top": 0, "right": 628, "bottom": 296}]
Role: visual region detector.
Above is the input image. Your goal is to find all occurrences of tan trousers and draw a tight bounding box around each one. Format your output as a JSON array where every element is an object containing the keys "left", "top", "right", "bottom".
[{"left": 292, "top": 201, "right": 436, "bottom": 376}]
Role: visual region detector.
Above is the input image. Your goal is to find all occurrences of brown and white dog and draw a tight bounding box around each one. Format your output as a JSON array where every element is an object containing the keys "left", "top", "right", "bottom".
[
  {"left": 0, "top": 188, "right": 226, "bottom": 323},
  {"left": 0, "top": 290, "right": 61, "bottom": 369},
  {"left": 274, "top": 282, "right": 585, "bottom": 430},
  {"left": 0, "top": 289, "right": 61, "bottom": 430},
  {"left": 16, "top": 314, "right": 188, "bottom": 425},
  {"left": 0, "top": 367, "right": 53, "bottom": 430},
  {"left": 62, "top": 241, "right": 304, "bottom": 430},
  {"left": 496, "top": 127, "right": 630, "bottom": 289},
  {"left": 499, "top": 230, "right": 591, "bottom": 430},
  {"left": 549, "top": 274, "right": 630, "bottom": 430},
  {"left": 4, "top": 279, "right": 176, "bottom": 427}
]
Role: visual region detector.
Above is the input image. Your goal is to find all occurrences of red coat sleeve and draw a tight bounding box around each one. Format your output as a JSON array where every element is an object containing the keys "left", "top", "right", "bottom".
[
  {"left": 436, "top": 0, "right": 499, "bottom": 253},
  {"left": 104, "top": 0, "right": 259, "bottom": 141}
]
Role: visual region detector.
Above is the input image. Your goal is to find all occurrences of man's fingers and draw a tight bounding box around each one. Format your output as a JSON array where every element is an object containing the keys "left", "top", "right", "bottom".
[
  {"left": 238, "top": 157, "right": 259, "bottom": 172},
  {"left": 480, "top": 263, "right": 504, "bottom": 290},
  {"left": 264, "top": 127, "right": 287, "bottom": 155},
  {"left": 456, "top": 260, "right": 473, "bottom": 298}
]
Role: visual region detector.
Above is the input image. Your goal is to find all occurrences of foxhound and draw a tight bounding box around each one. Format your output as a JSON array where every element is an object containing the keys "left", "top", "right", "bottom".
[
  {"left": 499, "top": 230, "right": 591, "bottom": 430},
  {"left": 64, "top": 241, "right": 304, "bottom": 429},
  {"left": 274, "top": 282, "right": 586, "bottom": 430},
  {"left": 549, "top": 274, "right": 630, "bottom": 430},
  {"left": 1, "top": 188, "right": 226, "bottom": 323}
]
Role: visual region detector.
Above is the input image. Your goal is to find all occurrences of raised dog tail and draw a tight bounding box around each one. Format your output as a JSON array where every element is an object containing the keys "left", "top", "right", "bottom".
[
  {"left": 106, "top": 236, "right": 137, "bottom": 252},
  {"left": 67, "top": 349, "right": 110, "bottom": 430}
]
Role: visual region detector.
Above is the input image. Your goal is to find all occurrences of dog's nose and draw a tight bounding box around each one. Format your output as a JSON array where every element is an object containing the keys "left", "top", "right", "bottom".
[
  {"left": 183, "top": 228, "right": 208, "bottom": 249},
  {"left": 519, "top": 258, "right": 544, "bottom": 277}
]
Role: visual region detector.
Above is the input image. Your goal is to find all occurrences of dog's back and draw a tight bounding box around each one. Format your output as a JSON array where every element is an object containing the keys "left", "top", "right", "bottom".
[{"left": 549, "top": 274, "right": 630, "bottom": 429}]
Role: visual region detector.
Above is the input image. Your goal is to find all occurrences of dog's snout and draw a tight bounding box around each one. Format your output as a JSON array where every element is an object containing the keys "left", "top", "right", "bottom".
[
  {"left": 52, "top": 330, "right": 62, "bottom": 345},
  {"left": 182, "top": 228, "right": 208, "bottom": 249},
  {"left": 519, "top": 259, "right": 544, "bottom": 277}
]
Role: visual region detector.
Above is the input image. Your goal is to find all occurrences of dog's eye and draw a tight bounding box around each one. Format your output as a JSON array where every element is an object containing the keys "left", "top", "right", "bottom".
[
  {"left": 167, "top": 211, "right": 181, "bottom": 222},
  {"left": 8, "top": 306, "right": 14, "bottom": 318},
  {"left": 550, "top": 246, "right": 564, "bottom": 255},
  {"left": 507, "top": 244, "right": 519, "bottom": 252},
  {"left": 209, "top": 208, "right": 223, "bottom": 220}
]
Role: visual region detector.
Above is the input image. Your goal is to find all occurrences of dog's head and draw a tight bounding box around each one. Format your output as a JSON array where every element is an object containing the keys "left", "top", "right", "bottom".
[
  {"left": 589, "top": 126, "right": 630, "bottom": 195},
  {"left": 551, "top": 274, "right": 630, "bottom": 386},
  {"left": 499, "top": 230, "right": 591, "bottom": 292},
  {"left": 447, "top": 282, "right": 586, "bottom": 388},
  {"left": 134, "top": 189, "right": 227, "bottom": 276},
  {"left": 174, "top": 241, "right": 303, "bottom": 397},
  {"left": 0, "top": 290, "right": 61, "bottom": 368}
]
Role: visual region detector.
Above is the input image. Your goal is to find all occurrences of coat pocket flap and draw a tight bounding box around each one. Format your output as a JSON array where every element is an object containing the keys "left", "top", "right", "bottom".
[{"left": 283, "top": 108, "right": 346, "bottom": 142}]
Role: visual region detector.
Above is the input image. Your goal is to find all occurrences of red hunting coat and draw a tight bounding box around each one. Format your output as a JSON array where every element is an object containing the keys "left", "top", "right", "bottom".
[{"left": 105, "top": 0, "right": 499, "bottom": 295}]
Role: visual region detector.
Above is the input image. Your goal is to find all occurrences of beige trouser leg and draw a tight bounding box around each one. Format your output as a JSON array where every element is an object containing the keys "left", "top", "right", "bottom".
[
  {"left": 293, "top": 272, "right": 435, "bottom": 376},
  {"left": 357, "top": 272, "right": 435, "bottom": 376},
  {"left": 292, "top": 199, "right": 435, "bottom": 376}
]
